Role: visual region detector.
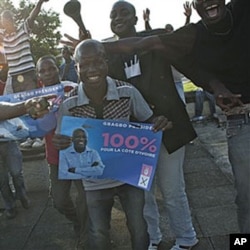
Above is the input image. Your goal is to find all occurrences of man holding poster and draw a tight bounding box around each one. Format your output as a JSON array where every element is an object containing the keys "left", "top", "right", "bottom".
[{"left": 53, "top": 39, "right": 170, "bottom": 250}]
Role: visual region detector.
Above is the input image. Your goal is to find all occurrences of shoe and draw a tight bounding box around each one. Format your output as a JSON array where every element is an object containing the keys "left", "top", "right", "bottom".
[
  {"left": 20, "top": 195, "right": 31, "bottom": 209},
  {"left": 5, "top": 208, "right": 17, "bottom": 219},
  {"left": 212, "top": 113, "right": 218, "bottom": 120},
  {"left": 191, "top": 116, "right": 206, "bottom": 122},
  {"left": 20, "top": 138, "right": 34, "bottom": 148},
  {"left": 148, "top": 243, "right": 159, "bottom": 250},
  {"left": 170, "top": 239, "right": 199, "bottom": 250},
  {"left": 32, "top": 138, "right": 44, "bottom": 148}
]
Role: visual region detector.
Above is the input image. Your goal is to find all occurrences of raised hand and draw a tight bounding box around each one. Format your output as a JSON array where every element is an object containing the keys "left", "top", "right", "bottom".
[
  {"left": 24, "top": 94, "right": 56, "bottom": 119},
  {"left": 151, "top": 115, "right": 173, "bottom": 132},
  {"left": 183, "top": 1, "right": 192, "bottom": 18},
  {"left": 143, "top": 8, "right": 150, "bottom": 21}
]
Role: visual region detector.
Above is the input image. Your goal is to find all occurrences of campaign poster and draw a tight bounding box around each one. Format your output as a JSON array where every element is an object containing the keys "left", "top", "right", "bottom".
[
  {"left": 0, "top": 84, "right": 64, "bottom": 141},
  {"left": 58, "top": 116, "right": 162, "bottom": 190}
]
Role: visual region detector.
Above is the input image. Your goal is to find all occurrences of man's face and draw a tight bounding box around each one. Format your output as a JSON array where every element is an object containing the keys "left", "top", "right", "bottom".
[
  {"left": 193, "top": 0, "right": 226, "bottom": 26},
  {"left": 62, "top": 48, "right": 71, "bottom": 61},
  {"left": 37, "top": 59, "right": 60, "bottom": 86},
  {"left": 72, "top": 130, "right": 87, "bottom": 152},
  {"left": 76, "top": 43, "right": 108, "bottom": 89},
  {"left": 165, "top": 24, "right": 174, "bottom": 33},
  {"left": 110, "top": 1, "right": 137, "bottom": 38}
]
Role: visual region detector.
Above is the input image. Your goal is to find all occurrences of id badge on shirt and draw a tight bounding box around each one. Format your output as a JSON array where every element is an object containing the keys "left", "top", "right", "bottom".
[{"left": 124, "top": 54, "right": 141, "bottom": 79}]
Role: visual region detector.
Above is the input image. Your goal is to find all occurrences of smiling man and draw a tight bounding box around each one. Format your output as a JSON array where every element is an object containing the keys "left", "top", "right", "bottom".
[
  {"left": 54, "top": 39, "right": 171, "bottom": 250},
  {"left": 60, "top": 128, "right": 105, "bottom": 178},
  {"left": 104, "top": 0, "right": 250, "bottom": 235}
]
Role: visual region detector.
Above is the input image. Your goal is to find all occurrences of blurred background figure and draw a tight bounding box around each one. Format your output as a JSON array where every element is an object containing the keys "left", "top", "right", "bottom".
[
  {"left": 59, "top": 46, "right": 78, "bottom": 83},
  {"left": 192, "top": 88, "right": 217, "bottom": 122},
  {"left": 0, "top": 0, "right": 50, "bottom": 94}
]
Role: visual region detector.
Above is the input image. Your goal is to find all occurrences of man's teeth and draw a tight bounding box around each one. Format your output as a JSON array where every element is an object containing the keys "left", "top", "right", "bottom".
[
  {"left": 88, "top": 76, "right": 99, "bottom": 80},
  {"left": 206, "top": 5, "right": 219, "bottom": 17},
  {"left": 206, "top": 4, "right": 218, "bottom": 10}
]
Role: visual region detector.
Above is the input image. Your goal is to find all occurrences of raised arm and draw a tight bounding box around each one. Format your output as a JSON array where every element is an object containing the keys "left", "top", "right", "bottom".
[
  {"left": 103, "top": 35, "right": 165, "bottom": 54},
  {"left": 143, "top": 8, "right": 152, "bottom": 31},
  {"left": 183, "top": 1, "right": 192, "bottom": 25},
  {"left": 0, "top": 95, "right": 53, "bottom": 121},
  {"left": 27, "top": 0, "right": 49, "bottom": 29}
]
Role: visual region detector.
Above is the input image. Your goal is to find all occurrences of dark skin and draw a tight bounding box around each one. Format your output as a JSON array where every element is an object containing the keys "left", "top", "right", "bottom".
[
  {"left": 36, "top": 56, "right": 60, "bottom": 87},
  {"left": 68, "top": 128, "right": 99, "bottom": 173},
  {"left": 59, "top": 0, "right": 240, "bottom": 112},
  {"left": 103, "top": 0, "right": 243, "bottom": 112},
  {"left": 72, "top": 129, "right": 87, "bottom": 153},
  {"left": 110, "top": 1, "right": 138, "bottom": 38},
  {"left": 53, "top": 39, "right": 171, "bottom": 151},
  {"left": 0, "top": 95, "right": 53, "bottom": 121},
  {"left": 0, "top": 0, "right": 49, "bottom": 41},
  {"left": 60, "top": 1, "right": 241, "bottom": 112}
]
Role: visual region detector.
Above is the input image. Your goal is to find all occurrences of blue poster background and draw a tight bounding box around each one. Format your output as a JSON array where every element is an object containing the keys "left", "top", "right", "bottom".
[
  {"left": 59, "top": 116, "right": 162, "bottom": 190},
  {"left": 0, "top": 84, "right": 64, "bottom": 140}
]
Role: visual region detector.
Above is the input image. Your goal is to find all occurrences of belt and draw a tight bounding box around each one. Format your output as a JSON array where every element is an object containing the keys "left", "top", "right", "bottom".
[{"left": 227, "top": 112, "right": 250, "bottom": 125}]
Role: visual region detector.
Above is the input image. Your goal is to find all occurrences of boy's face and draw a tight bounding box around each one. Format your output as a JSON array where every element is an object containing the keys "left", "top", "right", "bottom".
[
  {"left": 110, "top": 1, "right": 137, "bottom": 38},
  {"left": 193, "top": 0, "right": 226, "bottom": 26},
  {"left": 37, "top": 59, "right": 60, "bottom": 87},
  {"left": 76, "top": 42, "right": 108, "bottom": 89}
]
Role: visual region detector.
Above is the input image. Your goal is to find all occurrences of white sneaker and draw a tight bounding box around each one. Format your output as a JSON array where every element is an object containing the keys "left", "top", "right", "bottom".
[
  {"left": 32, "top": 138, "right": 44, "bottom": 148},
  {"left": 170, "top": 239, "right": 199, "bottom": 250},
  {"left": 20, "top": 138, "right": 34, "bottom": 148},
  {"left": 148, "top": 243, "right": 159, "bottom": 250}
]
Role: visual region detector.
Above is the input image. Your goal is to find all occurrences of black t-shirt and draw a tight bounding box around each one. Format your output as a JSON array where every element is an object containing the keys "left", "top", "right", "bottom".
[{"left": 159, "top": 0, "right": 250, "bottom": 103}]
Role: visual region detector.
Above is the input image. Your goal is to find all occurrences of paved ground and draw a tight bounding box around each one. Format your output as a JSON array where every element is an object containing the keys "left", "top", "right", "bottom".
[{"left": 0, "top": 118, "right": 240, "bottom": 250}]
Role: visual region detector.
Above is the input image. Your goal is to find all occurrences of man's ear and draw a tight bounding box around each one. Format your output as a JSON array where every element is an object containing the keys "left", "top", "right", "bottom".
[{"left": 134, "top": 16, "right": 138, "bottom": 25}]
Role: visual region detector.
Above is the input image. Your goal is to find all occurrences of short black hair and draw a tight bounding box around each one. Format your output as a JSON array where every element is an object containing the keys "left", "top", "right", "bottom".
[
  {"left": 36, "top": 55, "right": 57, "bottom": 70},
  {"left": 72, "top": 128, "right": 88, "bottom": 138}
]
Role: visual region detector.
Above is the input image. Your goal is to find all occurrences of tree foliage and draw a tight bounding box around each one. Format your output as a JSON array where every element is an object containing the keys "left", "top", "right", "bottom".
[{"left": 0, "top": 0, "right": 62, "bottom": 62}]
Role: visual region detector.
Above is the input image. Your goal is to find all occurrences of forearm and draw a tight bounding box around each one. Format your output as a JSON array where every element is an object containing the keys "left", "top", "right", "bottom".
[
  {"left": 185, "top": 16, "right": 191, "bottom": 25},
  {"left": 0, "top": 102, "right": 26, "bottom": 121},
  {"left": 103, "top": 35, "right": 164, "bottom": 54},
  {"left": 75, "top": 165, "right": 104, "bottom": 176},
  {"left": 28, "top": 0, "right": 45, "bottom": 27},
  {"left": 145, "top": 21, "right": 152, "bottom": 31}
]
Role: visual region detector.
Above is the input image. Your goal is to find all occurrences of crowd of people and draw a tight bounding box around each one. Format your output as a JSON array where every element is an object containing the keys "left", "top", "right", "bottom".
[{"left": 0, "top": 0, "right": 249, "bottom": 250}]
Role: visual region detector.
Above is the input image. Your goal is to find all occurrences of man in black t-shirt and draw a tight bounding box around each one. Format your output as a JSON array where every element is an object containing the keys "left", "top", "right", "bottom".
[{"left": 105, "top": 0, "right": 250, "bottom": 234}]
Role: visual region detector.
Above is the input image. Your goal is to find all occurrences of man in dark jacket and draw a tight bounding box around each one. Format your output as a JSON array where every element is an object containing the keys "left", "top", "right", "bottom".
[{"left": 107, "top": 2, "right": 198, "bottom": 250}]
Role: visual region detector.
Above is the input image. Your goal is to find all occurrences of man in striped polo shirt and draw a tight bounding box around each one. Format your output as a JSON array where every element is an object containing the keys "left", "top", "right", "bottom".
[
  {"left": 0, "top": 0, "right": 49, "bottom": 94},
  {"left": 53, "top": 39, "right": 171, "bottom": 250}
]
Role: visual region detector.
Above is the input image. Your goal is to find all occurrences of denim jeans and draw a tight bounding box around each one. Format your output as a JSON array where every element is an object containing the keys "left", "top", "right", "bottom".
[
  {"left": 0, "top": 162, "right": 15, "bottom": 210},
  {"left": 195, "top": 90, "right": 216, "bottom": 116},
  {"left": 85, "top": 184, "right": 149, "bottom": 250},
  {"left": 0, "top": 141, "right": 26, "bottom": 209},
  {"left": 227, "top": 118, "right": 250, "bottom": 233},
  {"left": 49, "top": 164, "right": 88, "bottom": 242},
  {"left": 144, "top": 145, "right": 197, "bottom": 246}
]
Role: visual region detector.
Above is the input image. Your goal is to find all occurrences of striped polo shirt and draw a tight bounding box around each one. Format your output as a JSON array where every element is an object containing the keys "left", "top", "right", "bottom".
[
  {"left": 2, "top": 20, "right": 35, "bottom": 76},
  {"left": 56, "top": 76, "right": 153, "bottom": 191}
]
